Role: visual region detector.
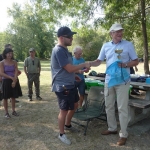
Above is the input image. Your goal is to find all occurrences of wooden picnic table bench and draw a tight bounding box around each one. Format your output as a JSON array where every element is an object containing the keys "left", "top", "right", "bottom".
[
  {"left": 129, "top": 99, "right": 150, "bottom": 109},
  {"left": 86, "top": 75, "right": 150, "bottom": 126}
]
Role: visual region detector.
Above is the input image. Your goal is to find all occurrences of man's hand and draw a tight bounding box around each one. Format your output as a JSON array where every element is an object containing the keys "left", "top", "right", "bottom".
[
  {"left": 83, "top": 68, "right": 90, "bottom": 73},
  {"left": 118, "top": 62, "right": 126, "bottom": 68},
  {"left": 84, "top": 62, "right": 91, "bottom": 69}
]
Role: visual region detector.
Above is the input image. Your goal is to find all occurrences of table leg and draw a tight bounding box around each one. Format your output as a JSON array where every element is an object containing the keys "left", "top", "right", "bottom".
[
  {"left": 145, "top": 90, "right": 150, "bottom": 100},
  {"left": 128, "top": 106, "right": 150, "bottom": 126}
]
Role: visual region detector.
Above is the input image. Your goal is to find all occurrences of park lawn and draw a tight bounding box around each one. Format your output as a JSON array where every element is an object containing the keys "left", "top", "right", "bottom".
[{"left": 0, "top": 61, "right": 149, "bottom": 150}]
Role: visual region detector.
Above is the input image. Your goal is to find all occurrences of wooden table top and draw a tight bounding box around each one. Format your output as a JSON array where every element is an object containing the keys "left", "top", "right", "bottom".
[{"left": 86, "top": 75, "right": 150, "bottom": 88}]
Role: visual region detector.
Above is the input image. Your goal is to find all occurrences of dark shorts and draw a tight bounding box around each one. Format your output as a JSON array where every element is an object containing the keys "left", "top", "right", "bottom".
[
  {"left": 55, "top": 87, "right": 79, "bottom": 110},
  {"left": 75, "top": 79, "right": 85, "bottom": 95}
]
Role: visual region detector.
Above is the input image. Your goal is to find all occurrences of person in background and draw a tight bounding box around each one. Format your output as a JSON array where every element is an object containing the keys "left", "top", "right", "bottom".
[
  {"left": 51, "top": 26, "right": 90, "bottom": 145},
  {"left": 0, "top": 48, "right": 21, "bottom": 118},
  {"left": 0, "top": 73, "right": 2, "bottom": 102},
  {"left": 24, "top": 48, "right": 42, "bottom": 101},
  {"left": 0, "top": 50, "right": 3, "bottom": 102},
  {"left": 73, "top": 46, "right": 89, "bottom": 109},
  {"left": 5, "top": 44, "right": 21, "bottom": 103},
  {"left": 87, "top": 23, "right": 138, "bottom": 146}
]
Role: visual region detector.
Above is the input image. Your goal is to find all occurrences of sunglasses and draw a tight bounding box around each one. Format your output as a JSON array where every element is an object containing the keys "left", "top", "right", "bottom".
[
  {"left": 30, "top": 51, "right": 34, "bottom": 53},
  {"left": 32, "top": 60, "right": 34, "bottom": 65},
  {"left": 62, "top": 35, "right": 73, "bottom": 39}
]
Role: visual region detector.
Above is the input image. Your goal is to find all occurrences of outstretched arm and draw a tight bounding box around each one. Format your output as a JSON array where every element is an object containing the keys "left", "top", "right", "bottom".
[{"left": 88, "top": 59, "right": 102, "bottom": 67}]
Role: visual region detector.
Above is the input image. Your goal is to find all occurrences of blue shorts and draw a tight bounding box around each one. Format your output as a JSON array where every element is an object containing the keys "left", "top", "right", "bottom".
[
  {"left": 55, "top": 87, "right": 79, "bottom": 110},
  {"left": 75, "top": 79, "right": 85, "bottom": 95}
]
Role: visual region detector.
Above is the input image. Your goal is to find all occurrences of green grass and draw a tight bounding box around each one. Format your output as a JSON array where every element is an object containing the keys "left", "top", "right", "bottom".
[{"left": 0, "top": 61, "right": 148, "bottom": 150}]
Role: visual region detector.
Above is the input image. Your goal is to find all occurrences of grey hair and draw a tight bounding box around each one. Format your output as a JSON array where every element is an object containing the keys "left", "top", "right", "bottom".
[{"left": 73, "top": 46, "right": 82, "bottom": 53}]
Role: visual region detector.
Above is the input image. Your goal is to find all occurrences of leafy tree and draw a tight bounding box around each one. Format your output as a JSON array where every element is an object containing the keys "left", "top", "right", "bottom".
[
  {"left": 100, "top": 0, "right": 150, "bottom": 73},
  {"left": 5, "top": 2, "right": 55, "bottom": 60},
  {"left": 44, "top": 0, "right": 150, "bottom": 73},
  {"left": 71, "top": 26, "right": 109, "bottom": 61},
  {"left": 0, "top": 32, "right": 8, "bottom": 52}
]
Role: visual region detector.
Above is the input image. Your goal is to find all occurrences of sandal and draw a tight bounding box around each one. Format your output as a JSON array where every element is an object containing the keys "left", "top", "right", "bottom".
[
  {"left": 5, "top": 113, "right": 11, "bottom": 118},
  {"left": 12, "top": 111, "right": 19, "bottom": 116}
]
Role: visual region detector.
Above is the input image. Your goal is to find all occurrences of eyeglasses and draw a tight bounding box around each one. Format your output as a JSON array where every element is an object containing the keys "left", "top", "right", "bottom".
[
  {"left": 62, "top": 35, "right": 73, "bottom": 39},
  {"left": 75, "top": 53, "right": 83, "bottom": 56},
  {"left": 32, "top": 60, "right": 34, "bottom": 65}
]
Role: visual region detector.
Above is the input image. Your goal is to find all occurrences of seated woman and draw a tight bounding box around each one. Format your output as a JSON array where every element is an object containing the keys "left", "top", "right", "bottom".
[{"left": 0, "top": 48, "right": 22, "bottom": 118}]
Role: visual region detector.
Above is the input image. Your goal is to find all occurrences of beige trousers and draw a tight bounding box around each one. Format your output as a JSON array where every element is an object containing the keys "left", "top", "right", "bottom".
[{"left": 104, "top": 83, "right": 130, "bottom": 138}]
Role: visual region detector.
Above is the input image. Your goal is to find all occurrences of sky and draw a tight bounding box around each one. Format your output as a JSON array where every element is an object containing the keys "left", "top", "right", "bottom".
[
  {"left": 0, "top": 0, "right": 27, "bottom": 31},
  {"left": 0, "top": 0, "right": 105, "bottom": 32}
]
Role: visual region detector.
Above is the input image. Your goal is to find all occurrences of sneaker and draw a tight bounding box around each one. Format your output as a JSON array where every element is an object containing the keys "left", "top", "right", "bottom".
[
  {"left": 36, "top": 96, "right": 42, "bottom": 100},
  {"left": 5, "top": 113, "right": 11, "bottom": 118},
  {"left": 76, "top": 107, "right": 84, "bottom": 112},
  {"left": 12, "top": 111, "right": 19, "bottom": 116},
  {"left": 64, "top": 125, "right": 78, "bottom": 132},
  {"left": 58, "top": 134, "right": 71, "bottom": 145},
  {"left": 28, "top": 97, "right": 32, "bottom": 101}
]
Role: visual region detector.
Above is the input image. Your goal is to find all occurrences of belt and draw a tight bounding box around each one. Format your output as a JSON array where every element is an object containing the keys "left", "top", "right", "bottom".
[{"left": 28, "top": 73, "right": 39, "bottom": 74}]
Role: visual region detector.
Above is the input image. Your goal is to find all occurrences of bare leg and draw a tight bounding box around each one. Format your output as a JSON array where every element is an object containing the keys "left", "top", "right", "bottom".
[
  {"left": 3, "top": 99, "right": 8, "bottom": 113},
  {"left": 65, "top": 102, "right": 78, "bottom": 126},
  {"left": 58, "top": 109, "right": 68, "bottom": 134},
  {"left": 78, "top": 95, "right": 84, "bottom": 108},
  {"left": 11, "top": 98, "right": 15, "bottom": 112}
]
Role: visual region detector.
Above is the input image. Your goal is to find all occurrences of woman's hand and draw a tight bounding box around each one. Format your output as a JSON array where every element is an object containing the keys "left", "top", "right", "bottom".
[
  {"left": 10, "top": 77, "right": 17, "bottom": 87},
  {"left": 12, "top": 81, "right": 16, "bottom": 88}
]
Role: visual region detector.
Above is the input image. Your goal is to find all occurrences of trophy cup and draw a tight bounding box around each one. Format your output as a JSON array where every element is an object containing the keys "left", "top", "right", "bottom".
[{"left": 115, "top": 49, "right": 123, "bottom": 59}]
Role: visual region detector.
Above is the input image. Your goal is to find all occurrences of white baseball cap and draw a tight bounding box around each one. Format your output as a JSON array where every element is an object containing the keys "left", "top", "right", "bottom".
[{"left": 109, "top": 23, "right": 124, "bottom": 32}]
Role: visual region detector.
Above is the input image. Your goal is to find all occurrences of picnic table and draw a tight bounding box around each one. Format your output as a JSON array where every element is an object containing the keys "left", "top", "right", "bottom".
[{"left": 86, "top": 75, "right": 150, "bottom": 126}]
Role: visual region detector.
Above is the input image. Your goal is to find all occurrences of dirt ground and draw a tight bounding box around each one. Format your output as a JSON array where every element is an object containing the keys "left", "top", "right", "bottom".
[{"left": 0, "top": 62, "right": 150, "bottom": 150}]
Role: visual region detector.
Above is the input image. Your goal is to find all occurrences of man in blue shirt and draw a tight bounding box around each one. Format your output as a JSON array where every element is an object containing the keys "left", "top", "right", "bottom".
[
  {"left": 51, "top": 27, "right": 90, "bottom": 145},
  {"left": 73, "top": 46, "right": 89, "bottom": 109},
  {"left": 88, "top": 23, "right": 139, "bottom": 146}
]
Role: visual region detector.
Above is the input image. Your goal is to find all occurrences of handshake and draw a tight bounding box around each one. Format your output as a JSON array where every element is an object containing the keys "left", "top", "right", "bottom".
[
  {"left": 78, "top": 61, "right": 91, "bottom": 74},
  {"left": 83, "top": 61, "right": 91, "bottom": 73}
]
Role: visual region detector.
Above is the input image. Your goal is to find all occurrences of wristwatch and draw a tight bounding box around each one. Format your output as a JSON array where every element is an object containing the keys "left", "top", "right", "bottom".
[{"left": 125, "top": 63, "right": 128, "bottom": 68}]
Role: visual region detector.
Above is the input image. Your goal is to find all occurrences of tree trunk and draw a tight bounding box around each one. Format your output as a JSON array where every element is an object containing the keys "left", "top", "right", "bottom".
[{"left": 141, "top": 0, "right": 150, "bottom": 74}]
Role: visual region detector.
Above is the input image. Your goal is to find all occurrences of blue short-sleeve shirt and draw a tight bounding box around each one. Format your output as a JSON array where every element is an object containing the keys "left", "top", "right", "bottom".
[
  {"left": 51, "top": 45, "right": 75, "bottom": 92},
  {"left": 72, "top": 57, "right": 85, "bottom": 80}
]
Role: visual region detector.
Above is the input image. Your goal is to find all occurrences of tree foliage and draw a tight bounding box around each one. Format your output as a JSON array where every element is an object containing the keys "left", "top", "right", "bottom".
[
  {"left": 45, "top": 0, "right": 150, "bottom": 73},
  {"left": 4, "top": 2, "right": 55, "bottom": 60},
  {"left": 1, "top": 0, "right": 150, "bottom": 74},
  {"left": 71, "top": 26, "right": 109, "bottom": 61}
]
